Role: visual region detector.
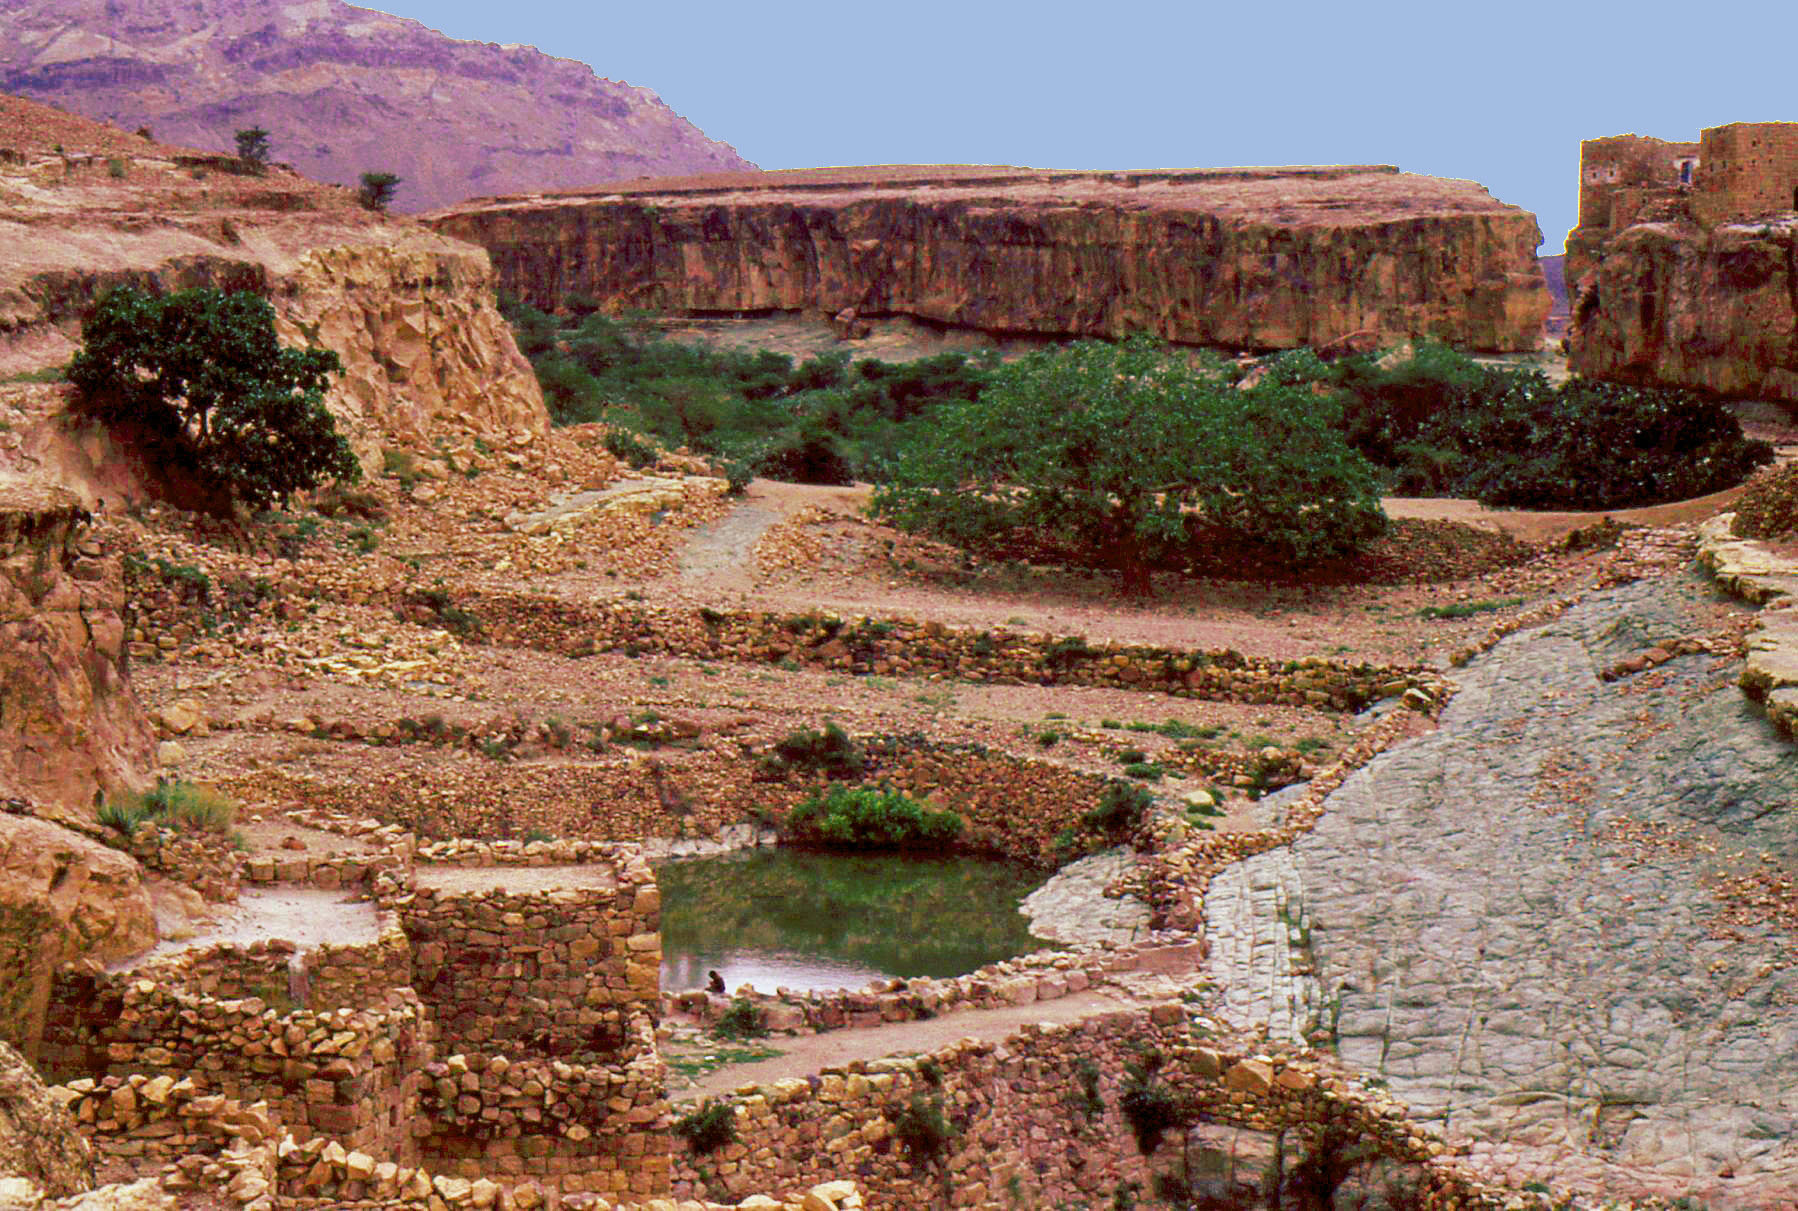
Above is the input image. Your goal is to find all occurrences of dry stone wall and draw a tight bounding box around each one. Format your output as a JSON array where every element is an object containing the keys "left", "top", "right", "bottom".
[
  {"left": 668, "top": 1004, "right": 1512, "bottom": 1210},
  {"left": 36, "top": 972, "right": 430, "bottom": 1156},
  {"left": 394, "top": 851, "right": 660, "bottom": 1059},
  {"left": 471, "top": 595, "right": 1441, "bottom": 709}
]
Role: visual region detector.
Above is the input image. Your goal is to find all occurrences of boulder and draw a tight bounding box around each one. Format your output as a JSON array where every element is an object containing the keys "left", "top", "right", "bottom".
[
  {"left": 0, "top": 816, "right": 156, "bottom": 1050},
  {"left": 0, "top": 1040, "right": 92, "bottom": 1198}
]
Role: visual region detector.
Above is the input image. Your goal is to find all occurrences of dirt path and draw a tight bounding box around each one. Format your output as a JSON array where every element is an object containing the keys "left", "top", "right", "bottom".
[
  {"left": 677, "top": 491, "right": 783, "bottom": 591},
  {"left": 672, "top": 988, "right": 1136, "bottom": 1102},
  {"left": 1384, "top": 486, "right": 1748, "bottom": 543}
]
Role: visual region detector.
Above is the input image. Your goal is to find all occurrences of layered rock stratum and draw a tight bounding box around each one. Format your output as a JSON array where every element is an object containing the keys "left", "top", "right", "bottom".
[
  {"left": 1568, "top": 202, "right": 1798, "bottom": 401},
  {"left": 0, "top": 481, "right": 151, "bottom": 822},
  {"left": 0, "top": 0, "right": 753, "bottom": 214},
  {"left": 427, "top": 164, "right": 1552, "bottom": 352},
  {"left": 0, "top": 92, "right": 549, "bottom": 487}
]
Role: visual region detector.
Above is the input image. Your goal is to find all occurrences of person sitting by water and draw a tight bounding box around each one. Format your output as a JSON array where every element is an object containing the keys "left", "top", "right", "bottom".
[{"left": 707, "top": 970, "right": 726, "bottom": 995}]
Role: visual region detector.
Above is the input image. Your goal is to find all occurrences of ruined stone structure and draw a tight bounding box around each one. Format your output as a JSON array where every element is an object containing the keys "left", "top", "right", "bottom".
[
  {"left": 1566, "top": 121, "right": 1798, "bottom": 401},
  {"left": 426, "top": 165, "right": 1552, "bottom": 353}
]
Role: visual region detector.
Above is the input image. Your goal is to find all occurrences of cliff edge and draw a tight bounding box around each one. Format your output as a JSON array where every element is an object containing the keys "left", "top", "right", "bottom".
[{"left": 427, "top": 164, "right": 1552, "bottom": 353}]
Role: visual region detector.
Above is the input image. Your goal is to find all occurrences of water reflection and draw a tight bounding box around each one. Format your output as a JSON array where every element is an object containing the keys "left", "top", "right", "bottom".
[{"left": 656, "top": 848, "right": 1050, "bottom": 994}]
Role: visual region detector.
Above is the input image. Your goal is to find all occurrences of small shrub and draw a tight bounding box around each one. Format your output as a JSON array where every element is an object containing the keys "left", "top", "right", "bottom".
[
  {"left": 783, "top": 785, "right": 963, "bottom": 850},
  {"left": 673, "top": 1099, "right": 737, "bottom": 1154},
  {"left": 105, "top": 157, "right": 127, "bottom": 179},
  {"left": 357, "top": 170, "right": 401, "bottom": 212},
  {"left": 714, "top": 998, "right": 768, "bottom": 1040},
  {"left": 1119, "top": 1060, "right": 1185, "bottom": 1154},
  {"left": 106, "top": 779, "right": 237, "bottom": 836},
  {"left": 1417, "top": 597, "right": 1522, "bottom": 620},
  {"left": 233, "top": 127, "right": 271, "bottom": 170},
  {"left": 760, "top": 721, "right": 864, "bottom": 780},
  {"left": 893, "top": 1093, "right": 955, "bottom": 1161},
  {"left": 97, "top": 797, "right": 152, "bottom": 839},
  {"left": 1114, "top": 748, "right": 1148, "bottom": 765},
  {"left": 1083, "top": 782, "right": 1153, "bottom": 839},
  {"left": 603, "top": 428, "right": 658, "bottom": 469},
  {"left": 1122, "top": 762, "right": 1164, "bottom": 782}
]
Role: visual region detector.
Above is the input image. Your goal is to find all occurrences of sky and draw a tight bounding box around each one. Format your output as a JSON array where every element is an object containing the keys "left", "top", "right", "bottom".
[{"left": 369, "top": 0, "right": 1798, "bottom": 253}]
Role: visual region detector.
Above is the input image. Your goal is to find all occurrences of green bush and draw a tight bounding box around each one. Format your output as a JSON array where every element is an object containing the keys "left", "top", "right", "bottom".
[
  {"left": 1732, "top": 462, "right": 1798, "bottom": 538},
  {"left": 713, "top": 998, "right": 768, "bottom": 1040},
  {"left": 871, "top": 338, "right": 1387, "bottom": 592},
  {"left": 760, "top": 721, "right": 865, "bottom": 780},
  {"left": 1279, "top": 342, "right": 1773, "bottom": 509},
  {"left": 1083, "top": 782, "right": 1153, "bottom": 839},
  {"left": 496, "top": 302, "right": 991, "bottom": 484},
  {"left": 101, "top": 779, "right": 236, "bottom": 838},
  {"left": 673, "top": 1099, "right": 738, "bottom": 1153},
  {"left": 69, "top": 287, "right": 356, "bottom": 512},
  {"left": 357, "top": 170, "right": 401, "bottom": 211},
  {"left": 782, "top": 785, "right": 964, "bottom": 850}
]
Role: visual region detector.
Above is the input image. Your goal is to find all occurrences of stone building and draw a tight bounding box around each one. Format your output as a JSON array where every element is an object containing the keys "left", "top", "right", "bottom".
[{"left": 1567, "top": 122, "right": 1798, "bottom": 284}]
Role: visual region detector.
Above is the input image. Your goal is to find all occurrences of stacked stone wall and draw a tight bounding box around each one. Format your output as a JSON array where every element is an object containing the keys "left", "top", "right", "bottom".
[
  {"left": 414, "top": 1025, "right": 669, "bottom": 1201},
  {"left": 394, "top": 849, "right": 660, "bottom": 1059},
  {"left": 35, "top": 970, "right": 429, "bottom": 1156},
  {"left": 466, "top": 596, "right": 1438, "bottom": 710},
  {"left": 668, "top": 1005, "right": 1512, "bottom": 1209}
]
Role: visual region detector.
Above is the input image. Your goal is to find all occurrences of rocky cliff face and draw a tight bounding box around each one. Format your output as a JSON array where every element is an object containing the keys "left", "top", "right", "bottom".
[
  {"left": 427, "top": 165, "right": 1551, "bottom": 352},
  {"left": 0, "top": 482, "right": 152, "bottom": 822},
  {"left": 0, "top": 0, "right": 753, "bottom": 214},
  {"left": 1568, "top": 203, "right": 1798, "bottom": 401},
  {"left": 0, "top": 94, "right": 549, "bottom": 488}
]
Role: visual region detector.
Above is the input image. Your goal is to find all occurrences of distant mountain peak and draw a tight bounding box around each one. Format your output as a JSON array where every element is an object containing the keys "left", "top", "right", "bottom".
[{"left": 0, "top": 0, "right": 755, "bottom": 212}]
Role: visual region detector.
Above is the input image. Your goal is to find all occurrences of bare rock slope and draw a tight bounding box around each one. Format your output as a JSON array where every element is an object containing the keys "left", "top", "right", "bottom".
[
  {"left": 0, "top": 92, "right": 549, "bottom": 486},
  {"left": 0, "top": 0, "right": 753, "bottom": 214},
  {"left": 429, "top": 165, "right": 1551, "bottom": 352}
]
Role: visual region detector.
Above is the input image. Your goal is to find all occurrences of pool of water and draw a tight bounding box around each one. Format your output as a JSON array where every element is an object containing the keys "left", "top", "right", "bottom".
[{"left": 657, "top": 848, "right": 1052, "bottom": 994}]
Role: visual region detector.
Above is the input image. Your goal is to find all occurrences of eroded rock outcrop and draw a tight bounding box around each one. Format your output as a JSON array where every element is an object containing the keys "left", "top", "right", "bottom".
[
  {"left": 1569, "top": 208, "right": 1798, "bottom": 401},
  {"left": 0, "top": 1040, "right": 92, "bottom": 1199},
  {"left": 428, "top": 164, "right": 1551, "bottom": 351},
  {"left": 0, "top": 482, "right": 151, "bottom": 820},
  {"left": 0, "top": 814, "right": 156, "bottom": 1051},
  {"left": 0, "top": 93, "right": 548, "bottom": 496}
]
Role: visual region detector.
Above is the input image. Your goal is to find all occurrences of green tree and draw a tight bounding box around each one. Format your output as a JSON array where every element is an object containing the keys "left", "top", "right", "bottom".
[
  {"left": 358, "top": 171, "right": 401, "bottom": 211},
  {"left": 233, "top": 127, "right": 271, "bottom": 170},
  {"left": 69, "top": 286, "right": 358, "bottom": 512},
  {"left": 870, "top": 338, "right": 1386, "bottom": 593}
]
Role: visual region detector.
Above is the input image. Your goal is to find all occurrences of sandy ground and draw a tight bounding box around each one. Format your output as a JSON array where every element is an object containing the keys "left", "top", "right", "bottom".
[
  {"left": 412, "top": 864, "right": 619, "bottom": 894},
  {"left": 120, "top": 886, "right": 382, "bottom": 969}
]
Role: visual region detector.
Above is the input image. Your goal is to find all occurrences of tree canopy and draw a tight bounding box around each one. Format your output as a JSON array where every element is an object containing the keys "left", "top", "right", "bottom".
[
  {"left": 869, "top": 338, "right": 1387, "bottom": 591},
  {"left": 69, "top": 286, "right": 358, "bottom": 512}
]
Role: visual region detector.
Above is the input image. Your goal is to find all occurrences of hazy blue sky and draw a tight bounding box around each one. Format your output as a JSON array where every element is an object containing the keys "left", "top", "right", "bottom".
[{"left": 370, "top": 0, "right": 1798, "bottom": 253}]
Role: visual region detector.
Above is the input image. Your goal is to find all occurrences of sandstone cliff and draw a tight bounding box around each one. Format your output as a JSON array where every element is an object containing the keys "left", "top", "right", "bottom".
[
  {"left": 427, "top": 165, "right": 1551, "bottom": 352},
  {"left": 1568, "top": 204, "right": 1798, "bottom": 401},
  {"left": 0, "top": 482, "right": 151, "bottom": 821},
  {"left": 0, "top": 94, "right": 549, "bottom": 490},
  {"left": 0, "top": 0, "right": 753, "bottom": 214}
]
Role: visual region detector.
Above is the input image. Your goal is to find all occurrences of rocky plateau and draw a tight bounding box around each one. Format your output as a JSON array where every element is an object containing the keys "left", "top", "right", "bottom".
[{"left": 427, "top": 163, "right": 1553, "bottom": 352}]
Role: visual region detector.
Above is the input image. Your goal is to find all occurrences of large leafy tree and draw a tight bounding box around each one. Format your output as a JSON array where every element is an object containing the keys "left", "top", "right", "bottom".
[
  {"left": 69, "top": 286, "right": 358, "bottom": 511},
  {"left": 870, "top": 338, "right": 1387, "bottom": 593}
]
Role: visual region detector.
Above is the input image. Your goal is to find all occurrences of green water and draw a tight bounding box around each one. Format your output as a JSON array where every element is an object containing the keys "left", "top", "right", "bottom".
[{"left": 657, "top": 848, "right": 1052, "bottom": 994}]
